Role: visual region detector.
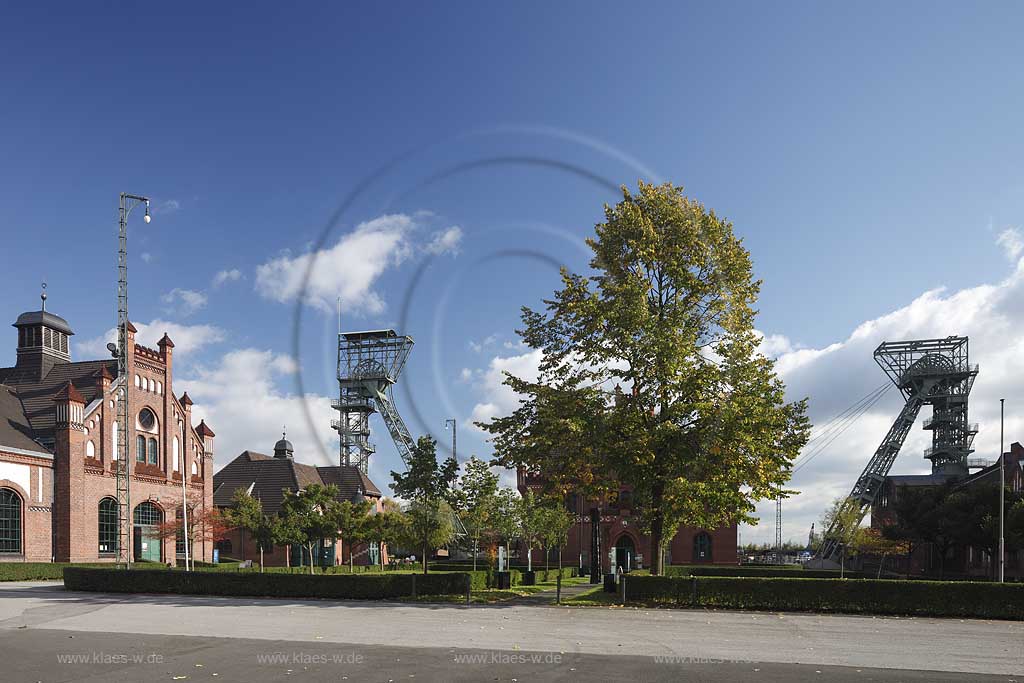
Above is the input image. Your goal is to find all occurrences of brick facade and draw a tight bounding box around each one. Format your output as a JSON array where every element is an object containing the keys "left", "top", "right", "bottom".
[
  {"left": 0, "top": 306, "right": 214, "bottom": 564},
  {"left": 517, "top": 470, "right": 738, "bottom": 572}
]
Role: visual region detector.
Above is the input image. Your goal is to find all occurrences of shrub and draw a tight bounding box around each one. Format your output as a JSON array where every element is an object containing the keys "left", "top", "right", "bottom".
[
  {"left": 624, "top": 575, "right": 1024, "bottom": 620},
  {"left": 64, "top": 568, "right": 472, "bottom": 600},
  {"left": 665, "top": 565, "right": 864, "bottom": 579},
  {"left": 0, "top": 562, "right": 115, "bottom": 581}
]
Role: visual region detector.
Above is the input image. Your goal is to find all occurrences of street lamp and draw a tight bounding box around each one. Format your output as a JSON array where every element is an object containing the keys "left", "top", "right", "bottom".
[
  {"left": 444, "top": 419, "right": 457, "bottom": 462},
  {"left": 114, "top": 192, "right": 150, "bottom": 570},
  {"left": 999, "top": 398, "right": 1005, "bottom": 583}
]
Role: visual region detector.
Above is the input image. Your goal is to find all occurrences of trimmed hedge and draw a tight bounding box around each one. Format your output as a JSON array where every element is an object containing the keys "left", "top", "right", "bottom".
[
  {"left": 64, "top": 567, "right": 471, "bottom": 600},
  {"left": 624, "top": 575, "right": 1024, "bottom": 620},
  {"left": 0, "top": 562, "right": 116, "bottom": 581},
  {"left": 666, "top": 565, "right": 864, "bottom": 579}
]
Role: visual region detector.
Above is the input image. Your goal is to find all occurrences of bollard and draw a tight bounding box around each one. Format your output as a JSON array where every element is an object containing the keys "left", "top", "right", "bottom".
[
  {"left": 620, "top": 574, "right": 627, "bottom": 605},
  {"left": 556, "top": 573, "right": 562, "bottom": 604}
]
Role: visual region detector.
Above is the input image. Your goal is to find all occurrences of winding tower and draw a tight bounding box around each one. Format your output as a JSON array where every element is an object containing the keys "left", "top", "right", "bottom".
[
  {"left": 815, "top": 336, "right": 978, "bottom": 565},
  {"left": 332, "top": 330, "right": 416, "bottom": 473}
]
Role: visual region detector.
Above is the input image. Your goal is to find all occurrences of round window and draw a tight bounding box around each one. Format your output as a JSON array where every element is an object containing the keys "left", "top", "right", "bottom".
[{"left": 138, "top": 408, "right": 156, "bottom": 431}]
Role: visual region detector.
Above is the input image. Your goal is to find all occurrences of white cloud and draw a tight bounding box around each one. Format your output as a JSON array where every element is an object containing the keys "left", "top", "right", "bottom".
[
  {"left": 212, "top": 268, "right": 243, "bottom": 287},
  {"left": 425, "top": 226, "right": 463, "bottom": 255},
  {"left": 76, "top": 319, "right": 226, "bottom": 358},
  {"left": 153, "top": 199, "right": 181, "bottom": 214},
  {"left": 464, "top": 232, "right": 1024, "bottom": 547},
  {"left": 178, "top": 349, "right": 337, "bottom": 472},
  {"left": 255, "top": 214, "right": 416, "bottom": 315},
  {"left": 140, "top": 252, "right": 153, "bottom": 263},
  {"left": 161, "top": 288, "right": 208, "bottom": 316},
  {"left": 468, "top": 334, "right": 498, "bottom": 353},
  {"left": 997, "top": 227, "right": 1023, "bottom": 261},
  {"left": 467, "top": 348, "right": 543, "bottom": 431}
]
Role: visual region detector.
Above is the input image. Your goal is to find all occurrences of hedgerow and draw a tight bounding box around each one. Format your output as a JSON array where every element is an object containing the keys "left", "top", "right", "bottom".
[{"left": 623, "top": 575, "right": 1024, "bottom": 620}]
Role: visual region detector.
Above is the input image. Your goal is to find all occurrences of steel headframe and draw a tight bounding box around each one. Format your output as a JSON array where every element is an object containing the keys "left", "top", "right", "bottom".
[
  {"left": 333, "top": 330, "right": 415, "bottom": 473},
  {"left": 815, "top": 336, "right": 978, "bottom": 565},
  {"left": 115, "top": 192, "right": 149, "bottom": 569}
]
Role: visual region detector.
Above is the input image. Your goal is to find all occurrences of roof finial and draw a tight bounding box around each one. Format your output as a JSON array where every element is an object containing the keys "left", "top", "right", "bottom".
[
  {"left": 40, "top": 282, "right": 47, "bottom": 312},
  {"left": 282, "top": 426, "right": 287, "bottom": 439}
]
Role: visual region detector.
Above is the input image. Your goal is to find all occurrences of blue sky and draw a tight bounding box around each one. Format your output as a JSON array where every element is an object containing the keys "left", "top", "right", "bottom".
[{"left": 3, "top": 2, "right": 1024, "bottom": 543}]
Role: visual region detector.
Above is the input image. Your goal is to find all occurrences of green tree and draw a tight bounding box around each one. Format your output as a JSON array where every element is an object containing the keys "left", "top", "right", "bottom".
[
  {"left": 537, "top": 499, "right": 574, "bottom": 572},
  {"left": 480, "top": 182, "right": 809, "bottom": 575},
  {"left": 279, "top": 483, "right": 345, "bottom": 575},
  {"left": 224, "top": 489, "right": 277, "bottom": 572},
  {"left": 400, "top": 499, "right": 457, "bottom": 573},
  {"left": 391, "top": 436, "right": 459, "bottom": 574},
  {"left": 336, "top": 499, "right": 372, "bottom": 571},
  {"left": 820, "top": 497, "right": 862, "bottom": 577},
  {"left": 517, "top": 491, "right": 545, "bottom": 572},
  {"left": 490, "top": 487, "right": 521, "bottom": 569},
  {"left": 452, "top": 456, "right": 499, "bottom": 571},
  {"left": 365, "top": 501, "right": 410, "bottom": 571}
]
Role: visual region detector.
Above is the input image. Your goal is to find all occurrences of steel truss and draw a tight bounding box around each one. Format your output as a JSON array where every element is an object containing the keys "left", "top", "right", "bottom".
[
  {"left": 816, "top": 336, "right": 978, "bottom": 564},
  {"left": 333, "top": 330, "right": 416, "bottom": 473}
]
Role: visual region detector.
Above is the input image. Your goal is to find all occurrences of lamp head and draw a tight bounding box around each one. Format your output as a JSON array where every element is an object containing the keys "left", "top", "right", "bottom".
[
  {"left": 143, "top": 199, "right": 151, "bottom": 223},
  {"left": 106, "top": 342, "right": 118, "bottom": 358}
]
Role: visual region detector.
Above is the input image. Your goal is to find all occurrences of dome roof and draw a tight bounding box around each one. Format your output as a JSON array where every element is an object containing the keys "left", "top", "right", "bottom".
[
  {"left": 273, "top": 434, "right": 294, "bottom": 459},
  {"left": 13, "top": 310, "right": 74, "bottom": 336}
]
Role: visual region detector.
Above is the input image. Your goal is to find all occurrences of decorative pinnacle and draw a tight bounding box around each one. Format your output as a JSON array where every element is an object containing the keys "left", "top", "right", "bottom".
[{"left": 40, "top": 282, "right": 47, "bottom": 311}]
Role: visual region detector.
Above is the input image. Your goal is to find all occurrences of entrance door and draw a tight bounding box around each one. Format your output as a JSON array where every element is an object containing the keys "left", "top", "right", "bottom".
[
  {"left": 133, "top": 502, "right": 163, "bottom": 563},
  {"left": 614, "top": 535, "right": 636, "bottom": 572}
]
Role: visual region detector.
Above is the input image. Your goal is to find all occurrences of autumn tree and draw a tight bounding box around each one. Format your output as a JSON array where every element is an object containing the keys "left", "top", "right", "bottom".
[{"left": 480, "top": 182, "right": 809, "bottom": 574}]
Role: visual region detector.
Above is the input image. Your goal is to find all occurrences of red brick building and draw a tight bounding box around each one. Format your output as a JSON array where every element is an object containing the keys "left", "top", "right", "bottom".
[
  {"left": 213, "top": 437, "right": 386, "bottom": 567},
  {"left": 517, "top": 470, "right": 738, "bottom": 572},
  {"left": 871, "top": 442, "right": 1024, "bottom": 579},
  {"left": 0, "top": 297, "right": 215, "bottom": 564}
]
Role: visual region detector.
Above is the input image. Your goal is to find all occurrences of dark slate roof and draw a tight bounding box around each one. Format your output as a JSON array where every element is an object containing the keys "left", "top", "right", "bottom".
[
  {"left": 318, "top": 465, "right": 381, "bottom": 497},
  {"left": 213, "top": 450, "right": 382, "bottom": 514},
  {"left": 0, "top": 359, "right": 115, "bottom": 442},
  {"left": 0, "top": 384, "right": 49, "bottom": 454},
  {"left": 13, "top": 310, "right": 74, "bottom": 335}
]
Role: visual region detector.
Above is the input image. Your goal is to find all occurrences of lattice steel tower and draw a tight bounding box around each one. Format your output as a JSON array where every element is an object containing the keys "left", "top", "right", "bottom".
[
  {"left": 815, "top": 336, "right": 978, "bottom": 565},
  {"left": 332, "top": 330, "right": 416, "bottom": 473}
]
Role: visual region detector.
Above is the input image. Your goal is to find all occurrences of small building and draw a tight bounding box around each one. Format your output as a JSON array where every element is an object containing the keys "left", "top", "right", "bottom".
[
  {"left": 517, "top": 469, "right": 737, "bottom": 572},
  {"left": 213, "top": 435, "right": 385, "bottom": 567},
  {"left": 0, "top": 294, "right": 215, "bottom": 564}
]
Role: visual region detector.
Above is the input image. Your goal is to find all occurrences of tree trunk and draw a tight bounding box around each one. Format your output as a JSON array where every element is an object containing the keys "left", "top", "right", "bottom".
[
  {"left": 472, "top": 535, "right": 478, "bottom": 572},
  {"left": 545, "top": 543, "right": 550, "bottom": 572},
  {"left": 650, "top": 482, "right": 665, "bottom": 576},
  {"left": 423, "top": 540, "right": 429, "bottom": 575},
  {"left": 349, "top": 539, "right": 354, "bottom": 573},
  {"left": 307, "top": 543, "right": 316, "bottom": 575},
  {"left": 259, "top": 545, "right": 264, "bottom": 573}
]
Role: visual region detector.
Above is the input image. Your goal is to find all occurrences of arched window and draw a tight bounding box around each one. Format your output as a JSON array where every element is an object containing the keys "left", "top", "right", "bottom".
[
  {"left": 172, "top": 436, "right": 179, "bottom": 471},
  {"left": 136, "top": 435, "right": 146, "bottom": 463},
  {"left": 98, "top": 498, "right": 118, "bottom": 554},
  {"left": 147, "top": 438, "right": 158, "bottom": 465},
  {"left": 0, "top": 488, "right": 22, "bottom": 554},
  {"left": 112, "top": 421, "right": 118, "bottom": 460},
  {"left": 191, "top": 460, "right": 198, "bottom": 476},
  {"left": 86, "top": 440, "right": 96, "bottom": 459},
  {"left": 133, "top": 501, "right": 162, "bottom": 526},
  {"left": 693, "top": 532, "right": 713, "bottom": 563}
]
